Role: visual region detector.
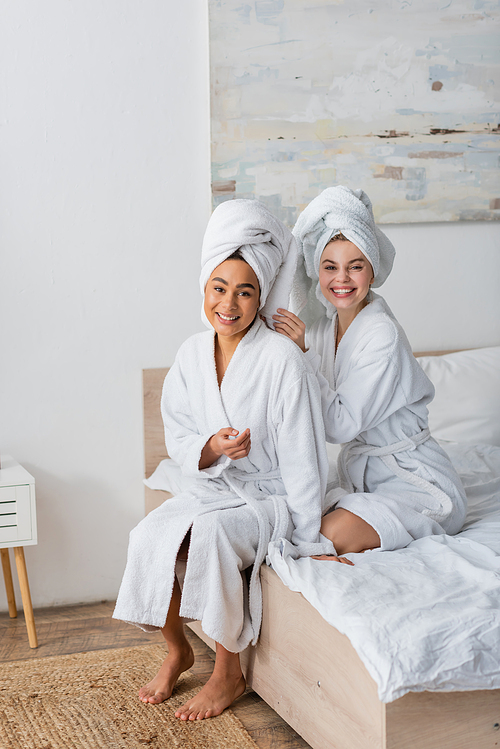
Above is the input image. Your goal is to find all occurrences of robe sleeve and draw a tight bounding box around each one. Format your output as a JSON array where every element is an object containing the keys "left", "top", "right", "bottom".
[
  {"left": 161, "top": 362, "right": 231, "bottom": 479},
  {"left": 274, "top": 372, "right": 336, "bottom": 557},
  {"left": 304, "top": 324, "right": 412, "bottom": 444}
]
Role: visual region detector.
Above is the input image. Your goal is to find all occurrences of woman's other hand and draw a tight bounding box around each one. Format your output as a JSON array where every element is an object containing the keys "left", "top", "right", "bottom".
[
  {"left": 199, "top": 428, "right": 251, "bottom": 469},
  {"left": 272, "top": 309, "right": 307, "bottom": 352}
]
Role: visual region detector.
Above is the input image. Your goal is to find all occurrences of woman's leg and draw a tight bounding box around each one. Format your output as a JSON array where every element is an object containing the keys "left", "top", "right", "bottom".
[
  {"left": 175, "top": 642, "right": 246, "bottom": 721},
  {"left": 139, "top": 536, "right": 195, "bottom": 704},
  {"left": 319, "top": 507, "right": 381, "bottom": 556},
  {"left": 172, "top": 506, "right": 262, "bottom": 719}
]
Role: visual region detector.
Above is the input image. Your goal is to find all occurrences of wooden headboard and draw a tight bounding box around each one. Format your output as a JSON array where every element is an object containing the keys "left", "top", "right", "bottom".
[
  {"left": 414, "top": 350, "right": 460, "bottom": 357},
  {"left": 143, "top": 368, "right": 170, "bottom": 514}
]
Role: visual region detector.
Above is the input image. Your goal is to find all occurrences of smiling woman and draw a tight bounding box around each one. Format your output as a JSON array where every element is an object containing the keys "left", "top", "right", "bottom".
[
  {"left": 113, "top": 198, "right": 335, "bottom": 722},
  {"left": 274, "top": 185, "right": 467, "bottom": 561}
]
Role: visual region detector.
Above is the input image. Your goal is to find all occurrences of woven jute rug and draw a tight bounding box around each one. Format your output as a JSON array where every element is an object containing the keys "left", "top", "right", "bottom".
[{"left": 0, "top": 643, "right": 259, "bottom": 749}]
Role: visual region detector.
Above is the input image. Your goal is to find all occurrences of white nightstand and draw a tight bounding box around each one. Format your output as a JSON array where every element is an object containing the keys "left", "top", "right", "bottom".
[{"left": 0, "top": 455, "right": 38, "bottom": 648}]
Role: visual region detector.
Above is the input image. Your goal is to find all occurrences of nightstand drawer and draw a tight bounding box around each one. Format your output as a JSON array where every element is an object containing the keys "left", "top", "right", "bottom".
[{"left": 0, "top": 485, "right": 32, "bottom": 543}]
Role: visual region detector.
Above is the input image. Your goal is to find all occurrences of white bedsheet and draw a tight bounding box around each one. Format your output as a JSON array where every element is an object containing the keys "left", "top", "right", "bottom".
[{"left": 268, "top": 441, "right": 500, "bottom": 703}]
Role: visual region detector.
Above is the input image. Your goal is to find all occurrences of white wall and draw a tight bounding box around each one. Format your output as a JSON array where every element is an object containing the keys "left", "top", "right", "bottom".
[
  {"left": 382, "top": 221, "right": 500, "bottom": 352},
  {"left": 1, "top": 2, "right": 499, "bottom": 611},
  {"left": 0, "top": 0, "right": 211, "bottom": 610}
]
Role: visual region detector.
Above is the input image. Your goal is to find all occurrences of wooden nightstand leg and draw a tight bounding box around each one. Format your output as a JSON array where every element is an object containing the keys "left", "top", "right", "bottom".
[
  {"left": 13, "top": 547, "right": 38, "bottom": 648},
  {"left": 1, "top": 549, "right": 18, "bottom": 618}
]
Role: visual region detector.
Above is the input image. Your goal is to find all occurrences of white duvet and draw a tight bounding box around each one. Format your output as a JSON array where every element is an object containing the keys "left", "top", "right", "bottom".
[{"left": 268, "top": 441, "right": 500, "bottom": 702}]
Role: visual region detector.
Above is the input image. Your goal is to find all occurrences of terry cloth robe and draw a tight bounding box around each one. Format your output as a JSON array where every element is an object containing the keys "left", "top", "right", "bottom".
[
  {"left": 113, "top": 318, "right": 333, "bottom": 653},
  {"left": 305, "top": 294, "right": 467, "bottom": 551}
]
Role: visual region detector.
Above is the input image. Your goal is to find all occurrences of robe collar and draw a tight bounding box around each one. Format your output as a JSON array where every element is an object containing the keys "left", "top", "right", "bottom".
[
  {"left": 209, "top": 316, "right": 266, "bottom": 393},
  {"left": 332, "top": 293, "right": 391, "bottom": 362}
]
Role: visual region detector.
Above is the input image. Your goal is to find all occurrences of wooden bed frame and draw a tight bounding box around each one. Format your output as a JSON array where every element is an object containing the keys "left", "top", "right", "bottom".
[{"left": 143, "top": 365, "right": 499, "bottom": 749}]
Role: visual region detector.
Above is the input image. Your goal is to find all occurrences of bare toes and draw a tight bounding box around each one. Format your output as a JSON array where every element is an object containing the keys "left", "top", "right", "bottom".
[
  {"left": 312, "top": 554, "right": 354, "bottom": 565},
  {"left": 339, "top": 556, "right": 355, "bottom": 565},
  {"left": 149, "top": 693, "right": 165, "bottom": 704}
]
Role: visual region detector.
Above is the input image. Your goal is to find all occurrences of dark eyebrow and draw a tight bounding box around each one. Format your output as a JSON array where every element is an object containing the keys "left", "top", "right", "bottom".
[
  {"left": 211, "top": 277, "right": 256, "bottom": 290},
  {"left": 321, "top": 257, "right": 367, "bottom": 264}
]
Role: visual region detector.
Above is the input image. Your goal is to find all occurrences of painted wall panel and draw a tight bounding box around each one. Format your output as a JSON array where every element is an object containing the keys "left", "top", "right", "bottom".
[{"left": 210, "top": 0, "right": 500, "bottom": 223}]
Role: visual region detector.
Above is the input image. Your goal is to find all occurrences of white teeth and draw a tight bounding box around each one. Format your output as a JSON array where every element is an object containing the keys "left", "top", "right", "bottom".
[
  {"left": 218, "top": 313, "right": 239, "bottom": 320},
  {"left": 333, "top": 289, "right": 353, "bottom": 294}
]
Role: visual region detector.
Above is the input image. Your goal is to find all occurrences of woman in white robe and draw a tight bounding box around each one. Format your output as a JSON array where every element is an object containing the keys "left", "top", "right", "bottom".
[
  {"left": 113, "top": 199, "right": 333, "bottom": 720},
  {"left": 273, "top": 186, "right": 467, "bottom": 557}
]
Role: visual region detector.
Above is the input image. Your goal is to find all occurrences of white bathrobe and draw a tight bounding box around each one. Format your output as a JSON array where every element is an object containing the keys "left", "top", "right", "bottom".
[
  {"left": 113, "top": 318, "right": 333, "bottom": 652},
  {"left": 305, "top": 294, "right": 467, "bottom": 550}
]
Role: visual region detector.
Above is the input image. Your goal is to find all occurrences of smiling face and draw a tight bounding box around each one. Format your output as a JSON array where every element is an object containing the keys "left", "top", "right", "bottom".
[
  {"left": 319, "top": 240, "right": 374, "bottom": 319},
  {"left": 203, "top": 258, "right": 260, "bottom": 342}
]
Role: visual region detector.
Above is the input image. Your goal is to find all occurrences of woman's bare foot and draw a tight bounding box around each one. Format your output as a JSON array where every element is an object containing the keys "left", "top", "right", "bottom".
[
  {"left": 175, "top": 671, "right": 246, "bottom": 720},
  {"left": 139, "top": 644, "right": 194, "bottom": 704}
]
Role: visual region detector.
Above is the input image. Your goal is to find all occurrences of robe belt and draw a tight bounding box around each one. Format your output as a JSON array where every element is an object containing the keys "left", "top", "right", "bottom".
[
  {"left": 227, "top": 468, "right": 282, "bottom": 483},
  {"left": 223, "top": 469, "right": 289, "bottom": 645},
  {"left": 338, "top": 427, "right": 453, "bottom": 522},
  {"left": 225, "top": 466, "right": 288, "bottom": 544}
]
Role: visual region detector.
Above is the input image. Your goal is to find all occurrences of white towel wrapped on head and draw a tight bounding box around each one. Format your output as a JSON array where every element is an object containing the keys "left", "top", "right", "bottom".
[
  {"left": 200, "top": 198, "right": 297, "bottom": 327},
  {"left": 291, "top": 186, "right": 395, "bottom": 326}
]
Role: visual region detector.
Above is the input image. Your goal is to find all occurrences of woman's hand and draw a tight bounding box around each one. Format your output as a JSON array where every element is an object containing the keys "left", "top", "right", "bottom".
[
  {"left": 212, "top": 427, "right": 251, "bottom": 460},
  {"left": 199, "top": 428, "right": 251, "bottom": 469},
  {"left": 272, "top": 309, "right": 307, "bottom": 352}
]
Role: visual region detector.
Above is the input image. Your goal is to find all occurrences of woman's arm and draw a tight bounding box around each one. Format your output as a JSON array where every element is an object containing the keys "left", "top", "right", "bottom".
[
  {"left": 273, "top": 309, "right": 418, "bottom": 443},
  {"left": 160, "top": 364, "right": 225, "bottom": 477},
  {"left": 275, "top": 371, "right": 334, "bottom": 556},
  {"left": 276, "top": 313, "right": 410, "bottom": 444},
  {"left": 305, "top": 335, "right": 403, "bottom": 443}
]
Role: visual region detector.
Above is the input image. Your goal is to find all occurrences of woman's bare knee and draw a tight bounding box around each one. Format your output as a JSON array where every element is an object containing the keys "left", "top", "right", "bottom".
[{"left": 321, "top": 508, "right": 380, "bottom": 555}]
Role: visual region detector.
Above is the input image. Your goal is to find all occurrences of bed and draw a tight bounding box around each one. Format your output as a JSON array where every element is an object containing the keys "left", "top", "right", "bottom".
[{"left": 142, "top": 346, "right": 500, "bottom": 749}]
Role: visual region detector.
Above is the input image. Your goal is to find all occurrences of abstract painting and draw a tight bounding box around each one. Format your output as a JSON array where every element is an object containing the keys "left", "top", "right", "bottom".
[{"left": 209, "top": 0, "right": 500, "bottom": 223}]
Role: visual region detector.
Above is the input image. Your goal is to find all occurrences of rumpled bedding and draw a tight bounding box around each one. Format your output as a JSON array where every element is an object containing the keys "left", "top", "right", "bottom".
[{"left": 268, "top": 441, "right": 500, "bottom": 702}]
